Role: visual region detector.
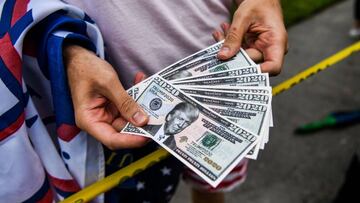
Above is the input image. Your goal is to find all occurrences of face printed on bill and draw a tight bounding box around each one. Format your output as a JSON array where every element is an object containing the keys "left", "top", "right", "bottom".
[
  {"left": 165, "top": 110, "right": 193, "bottom": 134},
  {"left": 164, "top": 102, "right": 199, "bottom": 135}
]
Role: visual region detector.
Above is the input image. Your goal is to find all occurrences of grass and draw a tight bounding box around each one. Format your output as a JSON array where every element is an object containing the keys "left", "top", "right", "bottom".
[{"left": 281, "top": 0, "right": 344, "bottom": 26}]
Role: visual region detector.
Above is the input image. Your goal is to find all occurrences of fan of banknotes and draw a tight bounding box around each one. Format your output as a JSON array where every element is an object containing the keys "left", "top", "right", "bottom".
[{"left": 122, "top": 41, "right": 272, "bottom": 187}]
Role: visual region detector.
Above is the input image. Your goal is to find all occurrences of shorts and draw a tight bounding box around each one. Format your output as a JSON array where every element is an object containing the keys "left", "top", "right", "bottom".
[{"left": 104, "top": 142, "right": 248, "bottom": 202}]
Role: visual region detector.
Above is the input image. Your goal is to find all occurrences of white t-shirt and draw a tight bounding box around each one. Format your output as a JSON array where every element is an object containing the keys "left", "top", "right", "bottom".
[{"left": 65, "top": 0, "right": 235, "bottom": 87}]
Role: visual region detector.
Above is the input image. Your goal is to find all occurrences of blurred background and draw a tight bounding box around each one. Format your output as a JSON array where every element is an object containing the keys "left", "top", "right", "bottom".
[{"left": 172, "top": 0, "right": 360, "bottom": 202}]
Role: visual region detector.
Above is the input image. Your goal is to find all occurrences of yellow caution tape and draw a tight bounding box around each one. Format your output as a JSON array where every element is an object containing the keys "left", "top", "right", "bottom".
[
  {"left": 61, "top": 41, "right": 359, "bottom": 203},
  {"left": 273, "top": 41, "right": 360, "bottom": 96},
  {"left": 61, "top": 149, "right": 169, "bottom": 203}
]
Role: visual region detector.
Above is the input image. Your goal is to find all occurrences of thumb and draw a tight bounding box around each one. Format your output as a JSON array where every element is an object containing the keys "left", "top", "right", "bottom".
[
  {"left": 104, "top": 79, "right": 149, "bottom": 127},
  {"left": 217, "top": 12, "right": 249, "bottom": 60}
]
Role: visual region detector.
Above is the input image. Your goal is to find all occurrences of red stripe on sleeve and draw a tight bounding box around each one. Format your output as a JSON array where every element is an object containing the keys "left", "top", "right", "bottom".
[
  {"left": 37, "top": 188, "right": 54, "bottom": 203},
  {"left": 0, "top": 33, "right": 23, "bottom": 84},
  {"left": 11, "top": 0, "right": 30, "bottom": 26},
  {"left": 48, "top": 175, "right": 81, "bottom": 193}
]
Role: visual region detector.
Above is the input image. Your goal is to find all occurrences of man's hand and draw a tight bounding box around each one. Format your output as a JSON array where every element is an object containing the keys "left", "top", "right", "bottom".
[
  {"left": 214, "top": 0, "right": 288, "bottom": 75},
  {"left": 64, "top": 45, "right": 150, "bottom": 150}
]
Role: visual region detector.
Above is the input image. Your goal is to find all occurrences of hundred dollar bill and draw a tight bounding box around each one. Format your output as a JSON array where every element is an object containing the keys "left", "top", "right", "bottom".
[
  {"left": 180, "top": 88, "right": 271, "bottom": 105},
  {"left": 126, "top": 86, "right": 270, "bottom": 159},
  {"left": 163, "top": 50, "right": 255, "bottom": 80},
  {"left": 130, "top": 85, "right": 272, "bottom": 105},
  {"left": 180, "top": 87, "right": 273, "bottom": 150},
  {"left": 121, "top": 76, "right": 259, "bottom": 187},
  {"left": 131, "top": 84, "right": 274, "bottom": 130},
  {"left": 170, "top": 66, "right": 260, "bottom": 83},
  {"left": 179, "top": 86, "right": 272, "bottom": 94},
  {"left": 172, "top": 73, "right": 270, "bottom": 87},
  {"left": 129, "top": 85, "right": 272, "bottom": 154},
  {"left": 190, "top": 95, "right": 270, "bottom": 136},
  {"left": 203, "top": 100, "right": 270, "bottom": 159},
  {"left": 131, "top": 84, "right": 273, "bottom": 152},
  {"left": 181, "top": 87, "right": 272, "bottom": 125},
  {"left": 130, "top": 84, "right": 273, "bottom": 126},
  {"left": 162, "top": 54, "right": 220, "bottom": 80},
  {"left": 205, "top": 104, "right": 269, "bottom": 159},
  {"left": 158, "top": 41, "right": 225, "bottom": 76},
  {"left": 178, "top": 86, "right": 273, "bottom": 127},
  {"left": 189, "top": 94, "right": 271, "bottom": 158}
]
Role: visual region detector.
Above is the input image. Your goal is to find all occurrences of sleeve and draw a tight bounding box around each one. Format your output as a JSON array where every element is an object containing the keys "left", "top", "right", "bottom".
[
  {"left": 0, "top": 0, "right": 105, "bottom": 202},
  {"left": 25, "top": 7, "right": 104, "bottom": 131}
]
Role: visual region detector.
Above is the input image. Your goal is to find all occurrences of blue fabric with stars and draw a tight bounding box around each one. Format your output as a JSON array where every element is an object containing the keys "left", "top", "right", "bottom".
[{"left": 104, "top": 142, "right": 184, "bottom": 203}]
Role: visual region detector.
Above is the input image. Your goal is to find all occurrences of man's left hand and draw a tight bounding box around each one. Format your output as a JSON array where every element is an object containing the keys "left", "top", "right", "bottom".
[{"left": 214, "top": 0, "right": 288, "bottom": 75}]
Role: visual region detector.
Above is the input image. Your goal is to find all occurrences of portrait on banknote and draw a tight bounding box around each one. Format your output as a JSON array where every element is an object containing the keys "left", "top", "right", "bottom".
[{"left": 142, "top": 102, "right": 199, "bottom": 150}]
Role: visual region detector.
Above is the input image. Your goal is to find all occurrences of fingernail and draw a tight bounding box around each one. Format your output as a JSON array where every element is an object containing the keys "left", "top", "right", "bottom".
[
  {"left": 219, "top": 47, "right": 230, "bottom": 56},
  {"left": 133, "top": 111, "right": 147, "bottom": 124}
]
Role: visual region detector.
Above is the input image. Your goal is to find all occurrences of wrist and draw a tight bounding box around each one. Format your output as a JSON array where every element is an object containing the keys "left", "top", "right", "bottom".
[
  {"left": 63, "top": 44, "right": 96, "bottom": 69},
  {"left": 63, "top": 44, "right": 85, "bottom": 61}
]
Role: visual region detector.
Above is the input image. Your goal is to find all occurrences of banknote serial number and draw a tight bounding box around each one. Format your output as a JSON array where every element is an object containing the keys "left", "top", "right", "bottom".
[{"left": 204, "top": 157, "right": 222, "bottom": 171}]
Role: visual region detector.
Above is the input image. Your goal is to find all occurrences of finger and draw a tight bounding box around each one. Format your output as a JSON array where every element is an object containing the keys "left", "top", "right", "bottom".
[
  {"left": 116, "top": 133, "right": 151, "bottom": 148},
  {"left": 106, "top": 102, "right": 120, "bottom": 119},
  {"left": 134, "top": 71, "right": 147, "bottom": 85},
  {"left": 218, "top": 11, "right": 250, "bottom": 60},
  {"left": 112, "top": 117, "right": 128, "bottom": 132},
  {"left": 113, "top": 91, "right": 148, "bottom": 126},
  {"left": 86, "top": 121, "right": 150, "bottom": 150},
  {"left": 221, "top": 22, "right": 230, "bottom": 36},
  {"left": 212, "top": 30, "right": 225, "bottom": 42},
  {"left": 259, "top": 43, "right": 286, "bottom": 76},
  {"left": 245, "top": 48, "right": 263, "bottom": 63},
  {"left": 259, "top": 28, "right": 288, "bottom": 76},
  {"left": 243, "top": 32, "right": 258, "bottom": 49},
  {"left": 102, "top": 78, "right": 149, "bottom": 126}
]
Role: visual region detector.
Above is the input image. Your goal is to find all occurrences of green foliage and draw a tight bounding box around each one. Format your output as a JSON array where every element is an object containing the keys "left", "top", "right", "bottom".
[{"left": 281, "top": 0, "right": 343, "bottom": 26}]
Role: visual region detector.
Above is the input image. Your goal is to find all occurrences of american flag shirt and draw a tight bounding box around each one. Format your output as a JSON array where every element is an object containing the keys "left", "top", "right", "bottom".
[{"left": 0, "top": 0, "right": 106, "bottom": 202}]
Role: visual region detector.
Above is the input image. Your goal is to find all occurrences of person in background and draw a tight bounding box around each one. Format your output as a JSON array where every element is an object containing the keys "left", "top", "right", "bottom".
[
  {"left": 1, "top": 0, "right": 287, "bottom": 202},
  {"left": 63, "top": 0, "right": 287, "bottom": 202}
]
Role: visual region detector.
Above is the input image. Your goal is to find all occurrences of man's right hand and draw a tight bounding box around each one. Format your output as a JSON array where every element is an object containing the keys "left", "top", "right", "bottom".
[{"left": 63, "top": 45, "right": 150, "bottom": 150}]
